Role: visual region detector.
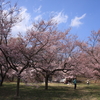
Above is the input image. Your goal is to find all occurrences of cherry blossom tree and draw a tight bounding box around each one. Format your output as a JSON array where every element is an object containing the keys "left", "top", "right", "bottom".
[
  {"left": 2, "top": 20, "right": 60, "bottom": 95},
  {"left": 0, "top": 0, "right": 22, "bottom": 87},
  {"left": 25, "top": 19, "right": 80, "bottom": 90},
  {"left": 71, "top": 49, "right": 93, "bottom": 78},
  {"left": 0, "top": 0, "right": 24, "bottom": 97},
  {"left": 1, "top": 37, "right": 29, "bottom": 96},
  {"left": 77, "top": 30, "right": 100, "bottom": 79}
]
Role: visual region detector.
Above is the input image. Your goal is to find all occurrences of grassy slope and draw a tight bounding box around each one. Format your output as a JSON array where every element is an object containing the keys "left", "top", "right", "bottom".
[{"left": 0, "top": 82, "right": 100, "bottom": 100}]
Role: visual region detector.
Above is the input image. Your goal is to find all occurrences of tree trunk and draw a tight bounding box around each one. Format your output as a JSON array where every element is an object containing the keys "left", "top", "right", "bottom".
[
  {"left": 0, "top": 78, "right": 4, "bottom": 86},
  {"left": 45, "top": 75, "right": 49, "bottom": 90},
  {"left": 16, "top": 75, "right": 20, "bottom": 97},
  {"left": 0, "top": 67, "right": 9, "bottom": 86},
  {"left": 0, "top": 74, "right": 6, "bottom": 86}
]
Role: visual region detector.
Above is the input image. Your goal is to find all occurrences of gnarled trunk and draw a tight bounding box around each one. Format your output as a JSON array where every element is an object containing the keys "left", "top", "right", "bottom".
[
  {"left": 0, "top": 78, "right": 4, "bottom": 86},
  {"left": 0, "top": 69, "right": 9, "bottom": 86},
  {"left": 16, "top": 75, "right": 20, "bottom": 97},
  {"left": 45, "top": 75, "right": 49, "bottom": 90}
]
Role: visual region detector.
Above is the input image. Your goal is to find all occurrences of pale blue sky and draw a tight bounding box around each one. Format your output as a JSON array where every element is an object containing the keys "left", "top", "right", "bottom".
[{"left": 11, "top": 0, "right": 100, "bottom": 40}]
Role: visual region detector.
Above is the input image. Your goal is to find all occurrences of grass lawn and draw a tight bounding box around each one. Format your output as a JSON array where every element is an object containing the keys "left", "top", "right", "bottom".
[{"left": 0, "top": 82, "right": 100, "bottom": 100}]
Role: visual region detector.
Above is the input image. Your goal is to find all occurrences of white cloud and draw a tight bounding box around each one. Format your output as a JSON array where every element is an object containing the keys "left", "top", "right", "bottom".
[
  {"left": 51, "top": 11, "right": 68, "bottom": 24},
  {"left": 34, "top": 15, "right": 42, "bottom": 21},
  {"left": 11, "top": 8, "right": 69, "bottom": 37},
  {"left": 11, "top": 7, "right": 32, "bottom": 37},
  {"left": 33, "top": 6, "right": 42, "bottom": 13},
  {"left": 70, "top": 13, "right": 86, "bottom": 27}
]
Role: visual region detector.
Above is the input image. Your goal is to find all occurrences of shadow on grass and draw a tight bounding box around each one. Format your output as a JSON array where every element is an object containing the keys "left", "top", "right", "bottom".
[
  {"left": 84, "top": 84, "right": 100, "bottom": 99},
  {"left": 0, "top": 83, "right": 99, "bottom": 100}
]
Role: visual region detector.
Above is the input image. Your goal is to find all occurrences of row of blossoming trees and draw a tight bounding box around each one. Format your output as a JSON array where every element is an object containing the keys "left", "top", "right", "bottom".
[{"left": 0, "top": 0, "right": 100, "bottom": 97}]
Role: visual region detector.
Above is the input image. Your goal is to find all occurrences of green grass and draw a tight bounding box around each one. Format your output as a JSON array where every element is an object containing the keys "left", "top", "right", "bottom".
[{"left": 0, "top": 82, "right": 100, "bottom": 100}]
